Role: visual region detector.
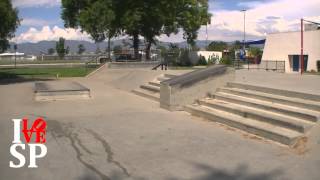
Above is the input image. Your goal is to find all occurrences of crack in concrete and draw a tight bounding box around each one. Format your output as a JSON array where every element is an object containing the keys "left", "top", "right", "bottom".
[
  {"left": 86, "top": 129, "right": 130, "bottom": 177},
  {"left": 69, "top": 132, "right": 111, "bottom": 180},
  {"left": 47, "top": 120, "right": 130, "bottom": 180},
  {"left": 74, "top": 134, "right": 93, "bottom": 155}
]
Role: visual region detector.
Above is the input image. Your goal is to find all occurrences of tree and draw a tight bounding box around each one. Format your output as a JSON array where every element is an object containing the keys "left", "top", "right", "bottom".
[
  {"left": 232, "top": 40, "right": 242, "bottom": 50},
  {"left": 175, "top": 0, "right": 211, "bottom": 47},
  {"left": 56, "top": 37, "right": 67, "bottom": 59},
  {"left": 207, "top": 41, "right": 228, "bottom": 51},
  {"left": 78, "top": 44, "right": 86, "bottom": 54},
  {"left": 123, "top": 0, "right": 211, "bottom": 59},
  {"left": 0, "top": 0, "right": 20, "bottom": 53},
  {"left": 61, "top": 0, "right": 117, "bottom": 59},
  {"left": 248, "top": 47, "right": 263, "bottom": 57},
  {"left": 48, "top": 48, "right": 55, "bottom": 55},
  {"left": 61, "top": 0, "right": 211, "bottom": 60}
]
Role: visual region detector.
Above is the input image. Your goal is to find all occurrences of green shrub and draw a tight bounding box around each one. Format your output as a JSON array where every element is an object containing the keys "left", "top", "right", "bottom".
[
  {"left": 317, "top": 60, "right": 320, "bottom": 72},
  {"left": 208, "top": 56, "right": 217, "bottom": 65},
  {"left": 178, "top": 49, "right": 192, "bottom": 66},
  {"left": 198, "top": 55, "right": 208, "bottom": 66},
  {"left": 220, "top": 56, "right": 232, "bottom": 65}
]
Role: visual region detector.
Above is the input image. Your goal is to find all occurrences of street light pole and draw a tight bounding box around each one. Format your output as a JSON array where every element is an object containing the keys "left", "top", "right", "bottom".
[
  {"left": 241, "top": 9, "right": 246, "bottom": 51},
  {"left": 300, "top": 19, "right": 304, "bottom": 75}
]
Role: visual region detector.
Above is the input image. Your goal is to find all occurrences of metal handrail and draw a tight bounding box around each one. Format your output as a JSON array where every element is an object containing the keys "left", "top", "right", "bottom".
[{"left": 233, "top": 59, "right": 285, "bottom": 72}]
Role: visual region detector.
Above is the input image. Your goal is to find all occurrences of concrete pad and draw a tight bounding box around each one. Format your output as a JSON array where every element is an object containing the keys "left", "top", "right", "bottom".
[
  {"left": 0, "top": 66, "right": 320, "bottom": 180},
  {"left": 34, "top": 81, "right": 91, "bottom": 101}
]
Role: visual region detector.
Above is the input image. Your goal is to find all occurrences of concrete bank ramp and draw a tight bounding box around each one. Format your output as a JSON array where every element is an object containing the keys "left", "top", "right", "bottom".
[{"left": 34, "top": 81, "right": 91, "bottom": 101}]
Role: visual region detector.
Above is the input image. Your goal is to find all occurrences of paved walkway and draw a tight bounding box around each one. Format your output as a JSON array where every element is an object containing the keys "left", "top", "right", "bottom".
[{"left": 0, "top": 67, "right": 319, "bottom": 180}]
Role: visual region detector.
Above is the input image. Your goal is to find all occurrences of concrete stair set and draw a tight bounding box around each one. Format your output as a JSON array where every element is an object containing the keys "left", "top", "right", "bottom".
[
  {"left": 133, "top": 75, "right": 320, "bottom": 146},
  {"left": 132, "top": 74, "right": 176, "bottom": 101},
  {"left": 185, "top": 82, "right": 320, "bottom": 146}
]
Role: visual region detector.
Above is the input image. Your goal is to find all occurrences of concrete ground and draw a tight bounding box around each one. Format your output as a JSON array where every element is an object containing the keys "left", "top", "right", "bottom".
[{"left": 0, "top": 67, "right": 320, "bottom": 180}]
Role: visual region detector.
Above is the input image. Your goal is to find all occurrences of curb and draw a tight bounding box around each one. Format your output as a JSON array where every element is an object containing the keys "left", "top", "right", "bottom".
[{"left": 85, "top": 63, "right": 107, "bottom": 78}]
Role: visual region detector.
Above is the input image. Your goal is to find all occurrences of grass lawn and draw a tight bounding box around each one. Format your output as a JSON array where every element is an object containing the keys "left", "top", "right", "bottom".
[
  {"left": 0, "top": 66, "right": 99, "bottom": 79},
  {"left": 0, "top": 60, "right": 88, "bottom": 65}
]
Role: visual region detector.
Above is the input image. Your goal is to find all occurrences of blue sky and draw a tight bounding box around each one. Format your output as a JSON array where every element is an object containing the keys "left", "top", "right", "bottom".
[{"left": 11, "top": 0, "right": 320, "bottom": 43}]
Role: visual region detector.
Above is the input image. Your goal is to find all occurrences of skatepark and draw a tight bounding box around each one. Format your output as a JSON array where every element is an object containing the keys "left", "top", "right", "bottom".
[{"left": 0, "top": 64, "right": 320, "bottom": 180}]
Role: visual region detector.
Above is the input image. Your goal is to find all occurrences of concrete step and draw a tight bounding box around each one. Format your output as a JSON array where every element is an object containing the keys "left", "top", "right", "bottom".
[
  {"left": 148, "top": 81, "right": 161, "bottom": 87},
  {"left": 164, "top": 74, "right": 177, "bottom": 78},
  {"left": 140, "top": 84, "right": 160, "bottom": 92},
  {"left": 156, "top": 74, "right": 177, "bottom": 82},
  {"left": 219, "top": 87, "right": 320, "bottom": 112},
  {"left": 185, "top": 104, "right": 303, "bottom": 145},
  {"left": 157, "top": 76, "right": 170, "bottom": 82},
  {"left": 34, "top": 81, "right": 91, "bottom": 101},
  {"left": 132, "top": 88, "right": 160, "bottom": 101},
  {"left": 215, "top": 92, "right": 320, "bottom": 122},
  {"left": 199, "top": 99, "right": 313, "bottom": 133},
  {"left": 227, "top": 82, "right": 320, "bottom": 102}
]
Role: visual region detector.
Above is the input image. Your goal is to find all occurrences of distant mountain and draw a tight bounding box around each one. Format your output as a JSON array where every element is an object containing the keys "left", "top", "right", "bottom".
[
  {"left": 8, "top": 40, "right": 115, "bottom": 55},
  {"left": 7, "top": 39, "right": 258, "bottom": 55}
]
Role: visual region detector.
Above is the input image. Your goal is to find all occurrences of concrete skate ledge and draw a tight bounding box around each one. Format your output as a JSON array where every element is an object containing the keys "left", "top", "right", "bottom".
[
  {"left": 34, "top": 81, "right": 91, "bottom": 101},
  {"left": 160, "top": 65, "right": 235, "bottom": 111},
  {"left": 108, "top": 61, "right": 160, "bottom": 69}
]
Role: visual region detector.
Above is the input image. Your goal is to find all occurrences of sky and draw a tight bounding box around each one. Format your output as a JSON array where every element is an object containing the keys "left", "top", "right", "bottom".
[{"left": 11, "top": 0, "right": 320, "bottom": 43}]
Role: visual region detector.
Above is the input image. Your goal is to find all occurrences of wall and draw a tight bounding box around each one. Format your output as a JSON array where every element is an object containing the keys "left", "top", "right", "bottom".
[
  {"left": 262, "top": 30, "right": 320, "bottom": 72},
  {"left": 160, "top": 65, "right": 235, "bottom": 111},
  {"left": 108, "top": 61, "right": 160, "bottom": 69},
  {"left": 197, "top": 51, "right": 222, "bottom": 62}
]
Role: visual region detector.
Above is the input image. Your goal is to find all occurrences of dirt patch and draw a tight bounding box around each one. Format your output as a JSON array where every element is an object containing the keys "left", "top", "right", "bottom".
[{"left": 291, "top": 137, "right": 309, "bottom": 155}]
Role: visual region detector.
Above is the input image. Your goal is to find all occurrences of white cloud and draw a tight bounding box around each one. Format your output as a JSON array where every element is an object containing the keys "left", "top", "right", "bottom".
[
  {"left": 197, "top": 0, "right": 320, "bottom": 41},
  {"left": 12, "top": 0, "right": 320, "bottom": 43},
  {"left": 13, "top": 26, "right": 91, "bottom": 43},
  {"left": 12, "top": 0, "right": 60, "bottom": 8},
  {"left": 21, "top": 18, "right": 60, "bottom": 27}
]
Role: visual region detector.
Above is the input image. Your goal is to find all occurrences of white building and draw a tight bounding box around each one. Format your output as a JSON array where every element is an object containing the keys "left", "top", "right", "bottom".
[
  {"left": 0, "top": 52, "right": 36, "bottom": 61},
  {"left": 262, "top": 28, "right": 320, "bottom": 73},
  {"left": 197, "top": 51, "right": 222, "bottom": 62}
]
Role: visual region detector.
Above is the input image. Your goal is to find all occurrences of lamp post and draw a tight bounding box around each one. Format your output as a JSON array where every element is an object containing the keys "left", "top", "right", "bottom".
[{"left": 241, "top": 9, "right": 246, "bottom": 51}]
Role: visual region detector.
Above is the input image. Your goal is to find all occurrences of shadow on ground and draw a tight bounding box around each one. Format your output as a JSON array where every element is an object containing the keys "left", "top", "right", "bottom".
[
  {"left": 0, "top": 72, "right": 54, "bottom": 85},
  {"left": 167, "top": 163, "right": 283, "bottom": 180}
]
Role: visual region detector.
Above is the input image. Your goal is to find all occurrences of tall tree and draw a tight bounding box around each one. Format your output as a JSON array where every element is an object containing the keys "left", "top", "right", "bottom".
[
  {"left": 176, "top": 0, "right": 211, "bottom": 47},
  {"left": 61, "top": 0, "right": 210, "bottom": 60},
  {"left": 48, "top": 48, "right": 55, "bottom": 55},
  {"left": 56, "top": 37, "right": 67, "bottom": 59},
  {"left": 61, "top": 0, "right": 117, "bottom": 59},
  {"left": 139, "top": 0, "right": 211, "bottom": 59},
  {"left": 0, "top": 0, "right": 20, "bottom": 53}
]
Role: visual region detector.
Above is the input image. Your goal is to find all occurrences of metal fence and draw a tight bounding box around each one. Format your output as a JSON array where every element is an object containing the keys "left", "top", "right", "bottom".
[{"left": 234, "top": 60, "right": 286, "bottom": 73}]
